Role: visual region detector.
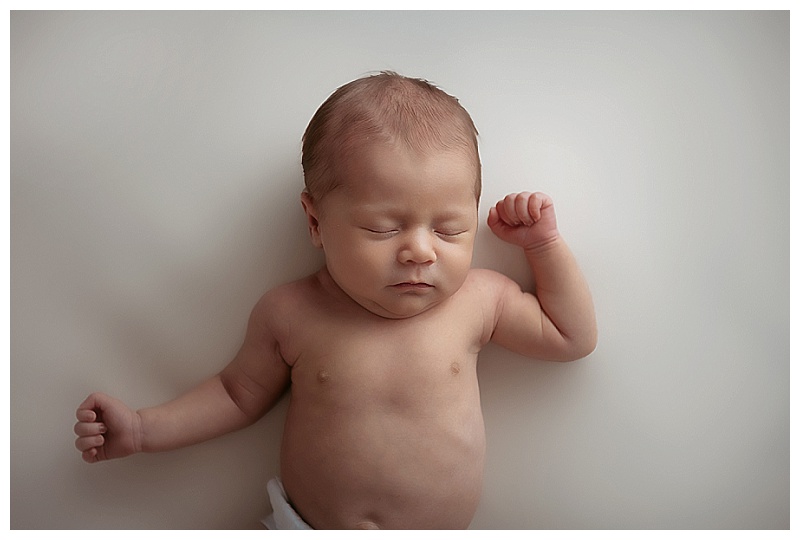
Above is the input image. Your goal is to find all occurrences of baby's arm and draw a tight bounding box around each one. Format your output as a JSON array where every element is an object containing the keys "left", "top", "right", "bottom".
[
  {"left": 487, "top": 192, "right": 597, "bottom": 361},
  {"left": 74, "top": 294, "right": 291, "bottom": 463}
]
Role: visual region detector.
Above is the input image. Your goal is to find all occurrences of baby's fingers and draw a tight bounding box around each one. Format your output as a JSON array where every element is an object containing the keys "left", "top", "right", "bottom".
[
  {"left": 527, "top": 192, "right": 553, "bottom": 222},
  {"left": 81, "top": 448, "right": 99, "bottom": 463},
  {"left": 500, "top": 192, "right": 548, "bottom": 226},
  {"left": 502, "top": 193, "right": 523, "bottom": 225},
  {"left": 75, "top": 408, "right": 96, "bottom": 423},
  {"left": 75, "top": 433, "right": 105, "bottom": 453},
  {"left": 74, "top": 420, "right": 106, "bottom": 437},
  {"left": 498, "top": 193, "right": 527, "bottom": 226},
  {"left": 515, "top": 192, "right": 537, "bottom": 226},
  {"left": 74, "top": 418, "right": 107, "bottom": 461}
]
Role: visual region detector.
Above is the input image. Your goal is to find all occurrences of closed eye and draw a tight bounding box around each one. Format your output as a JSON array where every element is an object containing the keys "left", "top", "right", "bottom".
[
  {"left": 435, "top": 229, "right": 468, "bottom": 238},
  {"left": 363, "top": 227, "right": 398, "bottom": 236}
]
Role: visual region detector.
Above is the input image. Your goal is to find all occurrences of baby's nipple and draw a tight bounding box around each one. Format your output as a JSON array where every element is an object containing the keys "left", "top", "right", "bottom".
[{"left": 316, "top": 370, "right": 330, "bottom": 383}]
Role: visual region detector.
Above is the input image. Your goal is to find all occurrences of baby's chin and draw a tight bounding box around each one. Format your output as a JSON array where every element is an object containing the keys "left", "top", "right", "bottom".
[
  {"left": 354, "top": 293, "right": 449, "bottom": 320},
  {"left": 361, "top": 301, "right": 441, "bottom": 320}
]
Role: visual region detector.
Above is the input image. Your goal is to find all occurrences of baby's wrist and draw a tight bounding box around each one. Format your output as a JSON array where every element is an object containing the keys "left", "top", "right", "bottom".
[
  {"left": 133, "top": 409, "right": 146, "bottom": 454},
  {"left": 522, "top": 232, "right": 562, "bottom": 255}
]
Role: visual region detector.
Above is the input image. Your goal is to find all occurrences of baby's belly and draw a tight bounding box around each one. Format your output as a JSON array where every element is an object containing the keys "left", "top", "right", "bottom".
[{"left": 278, "top": 375, "right": 486, "bottom": 529}]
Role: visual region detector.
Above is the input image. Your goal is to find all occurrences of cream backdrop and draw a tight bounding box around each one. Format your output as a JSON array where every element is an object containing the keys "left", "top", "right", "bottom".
[{"left": 10, "top": 11, "right": 788, "bottom": 529}]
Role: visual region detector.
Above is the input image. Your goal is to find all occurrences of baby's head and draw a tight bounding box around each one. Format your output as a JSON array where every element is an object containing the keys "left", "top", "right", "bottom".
[
  {"left": 300, "top": 72, "right": 482, "bottom": 318},
  {"left": 301, "top": 71, "right": 481, "bottom": 204}
]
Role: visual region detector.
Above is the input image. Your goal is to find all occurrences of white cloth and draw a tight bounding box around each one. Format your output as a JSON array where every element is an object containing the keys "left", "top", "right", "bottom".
[{"left": 263, "top": 477, "right": 313, "bottom": 530}]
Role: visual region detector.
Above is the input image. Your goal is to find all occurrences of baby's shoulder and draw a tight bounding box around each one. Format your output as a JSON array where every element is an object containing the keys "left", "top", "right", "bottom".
[
  {"left": 456, "top": 268, "right": 521, "bottom": 316},
  {"left": 249, "top": 274, "right": 321, "bottom": 326},
  {"left": 455, "top": 268, "right": 521, "bottom": 348},
  {"left": 462, "top": 267, "right": 520, "bottom": 298}
]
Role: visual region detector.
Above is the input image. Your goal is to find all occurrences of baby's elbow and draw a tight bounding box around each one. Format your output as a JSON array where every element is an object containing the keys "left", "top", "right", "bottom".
[
  {"left": 560, "top": 330, "right": 598, "bottom": 362},
  {"left": 568, "top": 342, "right": 597, "bottom": 362}
]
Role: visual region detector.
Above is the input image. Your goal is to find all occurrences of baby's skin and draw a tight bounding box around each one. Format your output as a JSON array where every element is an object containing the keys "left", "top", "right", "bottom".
[{"left": 75, "top": 142, "right": 596, "bottom": 529}]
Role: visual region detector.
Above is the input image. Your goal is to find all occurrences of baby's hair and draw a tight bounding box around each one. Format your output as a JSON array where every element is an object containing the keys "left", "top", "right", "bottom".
[{"left": 301, "top": 71, "right": 481, "bottom": 202}]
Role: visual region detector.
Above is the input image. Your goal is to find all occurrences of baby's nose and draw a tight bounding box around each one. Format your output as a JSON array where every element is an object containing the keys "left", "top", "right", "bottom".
[{"left": 398, "top": 229, "right": 437, "bottom": 264}]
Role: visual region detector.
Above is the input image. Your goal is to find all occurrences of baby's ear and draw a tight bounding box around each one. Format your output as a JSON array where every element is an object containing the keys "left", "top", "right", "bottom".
[{"left": 300, "top": 191, "right": 324, "bottom": 248}]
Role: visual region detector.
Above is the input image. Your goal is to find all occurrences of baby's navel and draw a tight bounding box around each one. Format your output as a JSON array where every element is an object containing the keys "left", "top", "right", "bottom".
[
  {"left": 450, "top": 362, "right": 461, "bottom": 375},
  {"left": 316, "top": 370, "right": 330, "bottom": 383}
]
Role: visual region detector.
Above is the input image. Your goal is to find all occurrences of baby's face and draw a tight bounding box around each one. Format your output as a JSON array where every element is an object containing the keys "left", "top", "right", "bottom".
[{"left": 306, "top": 143, "right": 478, "bottom": 319}]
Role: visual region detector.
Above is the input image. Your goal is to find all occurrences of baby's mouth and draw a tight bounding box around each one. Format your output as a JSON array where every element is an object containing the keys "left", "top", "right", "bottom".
[{"left": 391, "top": 281, "right": 433, "bottom": 290}]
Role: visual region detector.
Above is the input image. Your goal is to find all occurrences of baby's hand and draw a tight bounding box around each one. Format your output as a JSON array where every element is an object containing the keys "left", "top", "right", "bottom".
[
  {"left": 74, "top": 392, "right": 142, "bottom": 463},
  {"left": 487, "top": 192, "right": 560, "bottom": 251}
]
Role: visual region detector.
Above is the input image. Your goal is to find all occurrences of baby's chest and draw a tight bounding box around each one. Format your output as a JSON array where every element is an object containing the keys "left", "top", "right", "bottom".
[{"left": 284, "top": 317, "right": 480, "bottom": 405}]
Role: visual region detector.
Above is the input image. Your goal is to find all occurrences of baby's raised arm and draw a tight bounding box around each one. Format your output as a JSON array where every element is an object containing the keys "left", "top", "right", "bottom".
[
  {"left": 74, "top": 294, "right": 291, "bottom": 463},
  {"left": 486, "top": 192, "right": 597, "bottom": 361}
]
